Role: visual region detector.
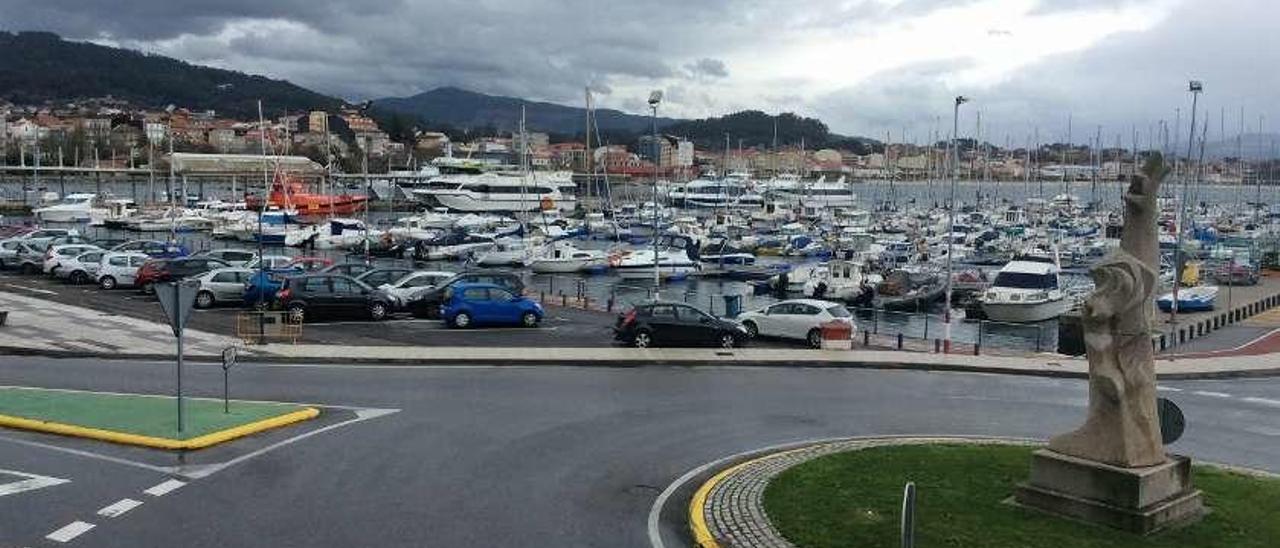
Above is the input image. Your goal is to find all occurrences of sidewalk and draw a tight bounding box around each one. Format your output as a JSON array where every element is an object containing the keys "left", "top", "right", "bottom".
[{"left": 3, "top": 289, "right": 1280, "bottom": 380}]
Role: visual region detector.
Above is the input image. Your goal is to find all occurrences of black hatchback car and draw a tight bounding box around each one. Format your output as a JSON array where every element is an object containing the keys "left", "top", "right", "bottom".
[
  {"left": 277, "top": 274, "right": 393, "bottom": 323},
  {"left": 614, "top": 302, "right": 748, "bottom": 348},
  {"left": 406, "top": 271, "right": 525, "bottom": 319}
]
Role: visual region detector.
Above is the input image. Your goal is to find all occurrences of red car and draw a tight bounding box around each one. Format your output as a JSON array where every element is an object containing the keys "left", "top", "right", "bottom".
[{"left": 134, "top": 257, "right": 230, "bottom": 293}]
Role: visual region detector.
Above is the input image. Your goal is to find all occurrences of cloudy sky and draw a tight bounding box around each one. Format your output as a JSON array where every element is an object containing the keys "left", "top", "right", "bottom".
[{"left": 4, "top": 0, "right": 1277, "bottom": 145}]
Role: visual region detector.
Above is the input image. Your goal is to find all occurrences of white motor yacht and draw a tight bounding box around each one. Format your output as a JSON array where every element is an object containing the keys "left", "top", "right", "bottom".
[
  {"left": 981, "top": 259, "right": 1069, "bottom": 323},
  {"left": 34, "top": 193, "right": 101, "bottom": 223}
]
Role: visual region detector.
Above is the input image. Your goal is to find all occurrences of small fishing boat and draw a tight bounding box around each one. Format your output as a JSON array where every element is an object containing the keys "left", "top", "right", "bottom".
[{"left": 1157, "top": 286, "right": 1219, "bottom": 313}]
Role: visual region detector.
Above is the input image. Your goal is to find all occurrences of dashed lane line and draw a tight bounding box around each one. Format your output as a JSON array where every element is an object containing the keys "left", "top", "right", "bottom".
[
  {"left": 1241, "top": 397, "right": 1280, "bottom": 408},
  {"left": 97, "top": 498, "right": 143, "bottom": 518},
  {"left": 143, "top": 479, "right": 185, "bottom": 497},
  {"left": 2, "top": 283, "right": 57, "bottom": 296},
  {"left": 45, "top": 521, "right": 94, "bottom": 543},
  {"left": 1191, "top": 390, "right": 1232, "bottom": 398}
]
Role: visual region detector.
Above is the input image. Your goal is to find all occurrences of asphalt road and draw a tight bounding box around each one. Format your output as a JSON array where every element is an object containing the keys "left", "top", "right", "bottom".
[{"left": 1, "top": 356, "right": 1278, "bottom": 547}]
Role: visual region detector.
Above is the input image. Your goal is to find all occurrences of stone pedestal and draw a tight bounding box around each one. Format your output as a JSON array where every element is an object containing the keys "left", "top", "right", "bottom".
[{"left": 1014, "top": 449, "right": 1205, "bottom": 534}]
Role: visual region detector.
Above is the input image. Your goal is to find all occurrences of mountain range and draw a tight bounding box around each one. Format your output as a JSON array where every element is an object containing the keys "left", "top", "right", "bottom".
[{"left": 1, "top": 31, "right": 862, "bottom": 151}]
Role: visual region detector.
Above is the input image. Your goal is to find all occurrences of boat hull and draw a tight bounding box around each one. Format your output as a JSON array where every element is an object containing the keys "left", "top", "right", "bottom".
[{"left": 982, "top": 298, "right": 1068, "bottom": 323}]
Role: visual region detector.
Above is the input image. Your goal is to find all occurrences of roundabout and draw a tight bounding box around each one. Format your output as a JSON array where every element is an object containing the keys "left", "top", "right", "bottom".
[{"left": 688, "top": 437, "right": 1280, "bottom": 548}]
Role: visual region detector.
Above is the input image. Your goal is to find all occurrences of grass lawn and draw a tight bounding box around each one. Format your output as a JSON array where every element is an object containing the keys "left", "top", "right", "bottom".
[
  {"left": 0, "top": 386, "right": 309, "bottom": 440},
  {"left": 763, "top": 444, "right": 1280, "bottom": 548}
]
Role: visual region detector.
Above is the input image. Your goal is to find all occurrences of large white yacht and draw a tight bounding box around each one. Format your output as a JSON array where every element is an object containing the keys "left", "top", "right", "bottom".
[
  {"left": 980, "top": 258, "right": 1069, "bottom": 323},
  {"left": 614, "top": 234, "right": 699, "bottom": 279},
  {"left": 413, "top": 172, "right": 576, "bottom": 213}
]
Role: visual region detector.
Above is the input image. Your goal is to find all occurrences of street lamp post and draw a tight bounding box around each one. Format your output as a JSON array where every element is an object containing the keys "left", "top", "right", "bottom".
[
  {"left": 1170, "top": 81, "right": 1202, "bottom": 330},
  {"left": 649, "top": 90, "right": 663, "bottom": 297},
  {"left": 943, "top": 95, "right": 969, "bottom": 354}
]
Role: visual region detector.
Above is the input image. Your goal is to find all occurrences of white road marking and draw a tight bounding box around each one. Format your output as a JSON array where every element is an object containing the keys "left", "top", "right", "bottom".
[
  {"left": 1241, "top": 397, "right": 1280, "bottom": 408},
  {"left": 46, "top": 521, "right": 94, "bottom": 543},
  {"left": 1192, "top": 390, "right": 1232, "bottom": 398},
  {"left": 0, "top": 434, "right": 176, "bottom": 475},
  {"left": 97, "top": 498, "right": 143, "bottom": 518},
  {"left": 2, "top": 283, "right": 57, "bottom": 295},
  {"left": 1157, "top": 386, "right": 1183, "bottom": 392},
  {"left": 181, "top": 408, "right": 399, "bottom": 479},
  {"left": 0, "top": 468, "right": 70, "bottom": 497},
  {"left": 143, "top": 479, "right": 185, "bottom": 497}
]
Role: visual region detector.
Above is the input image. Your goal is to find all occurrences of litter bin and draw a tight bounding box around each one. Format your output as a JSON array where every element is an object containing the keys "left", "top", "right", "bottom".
[{"left": 722, "top": 294, "right": 742, "bottom": 318}]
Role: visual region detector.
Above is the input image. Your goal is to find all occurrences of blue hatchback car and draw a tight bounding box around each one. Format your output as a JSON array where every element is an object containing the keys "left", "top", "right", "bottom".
[{"left": 442, "top": 283, "right": 543, "bottom": 328}]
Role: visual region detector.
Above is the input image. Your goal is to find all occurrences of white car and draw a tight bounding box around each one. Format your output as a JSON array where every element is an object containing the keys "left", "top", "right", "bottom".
[
  {"left": 97, "top": 252, "right": 150, "bottom": 290},
  {"left": 43, "top": 244, "right": 102, "bottom": 275},
  {"left": 0, "top": 239, "right": 25, "bottom": 269},
  {"left": 57, "top": 249, "right": 107, "bottom": 284},
  {"left": 16, "top": 228, "right": 78, "bottom": 250},
  {"left": 381, "top": 270, "right": 455, "bottom": 306},
  {"left": 200, "top": 249, "right": 257, "bottom": 266},
  {"left": 244, "top": 254, "right": 293, "bottom": 270},
  {"left": 737, "top": 298, "right": 856, "bottom": 348},
  {"left": 192, "top": 267, "right": 256, "bottom": 308}
]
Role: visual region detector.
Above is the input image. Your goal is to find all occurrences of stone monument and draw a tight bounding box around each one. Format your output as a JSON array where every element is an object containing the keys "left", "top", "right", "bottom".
[{"left": 1014, "top": 153, "right": 1205, "bottom": 533}]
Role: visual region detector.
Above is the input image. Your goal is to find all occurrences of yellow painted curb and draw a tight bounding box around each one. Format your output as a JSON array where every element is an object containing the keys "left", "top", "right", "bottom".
[
  {"left": 688, "top": 446, "right": 809, "bottom": 548},
  {"left": 0, "top": 407, "right": 320, "bottom": 450}
]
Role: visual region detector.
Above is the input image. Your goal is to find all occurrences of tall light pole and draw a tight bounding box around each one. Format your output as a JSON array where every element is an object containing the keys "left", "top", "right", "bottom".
[
  {"left": 1170, "top": 80, "right": 1201, "bottom": 329},
  {"left": 943, "top": 95, "right": 969, "bottom": 354},
  {"left": 649, "top": 90, "right": 663, "bottom": 296}
]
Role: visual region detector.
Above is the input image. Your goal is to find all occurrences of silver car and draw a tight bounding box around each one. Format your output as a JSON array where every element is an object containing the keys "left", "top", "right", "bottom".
[
  {"left": 193, "top": 267, "right": 255, "bottom": 308},
  {"left": 97, "top": 252, "right": 150, "bottom": 290},
  {"left": 57, "top": 249, "right": 107, "bottom": 284}
]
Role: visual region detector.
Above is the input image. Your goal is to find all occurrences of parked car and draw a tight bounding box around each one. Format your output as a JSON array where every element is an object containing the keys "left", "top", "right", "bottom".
[
  {"left": 442, "top": 283, "right": 543, "bottom": 328},
  {"left": 1213, "top": 263, "right": 1260, "bottom": 286},
  {"left": 736, "top": 299, "right": 855, "bottom": 348},
  {"left": 0, "top": 239, "right": 26, "bottom": 269},
  {"left": 57, "top": 249, "right": 107, "bottom": 284},
  {"left": 244, "top": 254, "right": 294, "bottom": 270},
  {"left": 135, "top": 257, "right": 230, "bottom": 293},
  {"left": 15, "top": 228, "right": 78, "bottom": 250},
  {"left": 613, "top": 302, "right": 748, "bottom": 349},
  {"left": 193, "top": 267, "right": 256, "bottom": 308},
  {"left": 323, "top": 262, "right": 376, "bottom": 278},
  {"left": 381, "top": 270, "right": 455, "bottom": 307},
  {"left": 199, "top": 248, "right": 257, "bottom": 266},
  {"left": 242, "top": 269, "right": 300, "bottom": 308},
  {"left": 277, "top": 274, "right": 393, "bottom": 322},
  {"left": 14, "top": 242, "right": 48, "bottom": 274},
  {"left": 97, "top": 252, "right": 150, "bottom": 289},
  {"left": 289, "top": 256, "right": 335, "bottom": 272},
  {"left": 356, "top": 267, "right": 415, "bottom": 288},
  {"left": 43, "top": 244, "right": 103, "bottom": 275},
  {"left": 407, "top": 271, "right": 526, "bottom": 319},
  {"left": 110, "top": 239, "right": 189, "bottom": 258}
]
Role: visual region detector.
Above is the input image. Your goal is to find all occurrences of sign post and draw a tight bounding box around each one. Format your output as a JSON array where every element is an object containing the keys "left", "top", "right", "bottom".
[
  {"left": 221, "top": 346, "right": 238, "bottom": 414},
  {"left": 156, "top": 280, "right": 199, "bottom": 434},
  {"left": 900, "top": 481, "right": 916, "bottom": 548}
]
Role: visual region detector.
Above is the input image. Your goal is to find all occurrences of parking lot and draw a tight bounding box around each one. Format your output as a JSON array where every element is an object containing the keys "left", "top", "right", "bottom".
[{"left": 0, "top": 270, "right": 804, "bottom": 349}]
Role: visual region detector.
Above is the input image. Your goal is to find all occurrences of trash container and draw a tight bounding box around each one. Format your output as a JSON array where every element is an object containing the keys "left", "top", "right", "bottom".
[{"left": 722, "top": 294, "right": 742, "bottom": 318}]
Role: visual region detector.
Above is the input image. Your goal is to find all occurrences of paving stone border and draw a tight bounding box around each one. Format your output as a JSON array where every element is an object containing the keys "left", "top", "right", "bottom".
[{"left": 696, "top": 436, "right": 1037, "bottom": 548}]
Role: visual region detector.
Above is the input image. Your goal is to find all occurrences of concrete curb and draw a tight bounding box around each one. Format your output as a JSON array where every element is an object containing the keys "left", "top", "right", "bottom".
[
  {"left": 0, "top": 407, "right": 319, "bottom": 450},
  {"left": 2, "top": 344, "right": 1279, "bottom": 380}
]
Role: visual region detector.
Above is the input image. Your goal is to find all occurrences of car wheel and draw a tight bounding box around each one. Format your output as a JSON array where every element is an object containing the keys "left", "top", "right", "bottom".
[
  {"left": 742, "top": 320, "right": 759, "bottom": 338},
  {"left": 452, "top": 312, "right": 472, "bottom": 328},
  {"left": 521, "top": 311, "right": 539, "bottom": 327},
  {"left": 633, "top": 329, "right": 653, "bottom": 348},
  {"left": 49, "top": 266, "right": 60, "bottom": 276},
  {"left": 807, "top": 328, "right": 823, "bottom": 349},
  {"left": 369, "top": 302, "right": 388, "bottom": 321},
  {"left": 195, "top": 290, "right": 215, "bottom": 309},
  {"left": 20, "top": 263, "right": 35, "bottom": 275},
  {"left": 287, "top": 303, "right": 306, "bottom": 323},
  {"left": 69, "top": 270, "right": 86, "bottom": 285},
  {"left": 99, "top": 276, "right": 117, "bottom": 290},
  {"left": 142, "top": 282, "right": 155, "bottom": 295},
  {"left": 719, "top": 332, "right": 737, "bottom": 349}
]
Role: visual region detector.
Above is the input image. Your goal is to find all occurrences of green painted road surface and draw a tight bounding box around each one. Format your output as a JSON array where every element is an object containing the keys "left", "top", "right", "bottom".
[{"left": 0, "top": 387, "right": 308, "bottom": 440}]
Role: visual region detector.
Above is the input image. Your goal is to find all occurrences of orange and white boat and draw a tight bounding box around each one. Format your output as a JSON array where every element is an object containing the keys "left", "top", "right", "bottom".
[{"left": 245, "top": 174, "right": 368, "bottom": 217}]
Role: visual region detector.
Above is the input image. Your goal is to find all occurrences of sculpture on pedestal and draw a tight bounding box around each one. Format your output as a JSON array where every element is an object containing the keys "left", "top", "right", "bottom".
[
  {"left": 1015, "top": 154, "right": 1205, "bottom": 534},
  {"left": 1047, "top": 154, "right": 1168, "bottom": 467}
]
